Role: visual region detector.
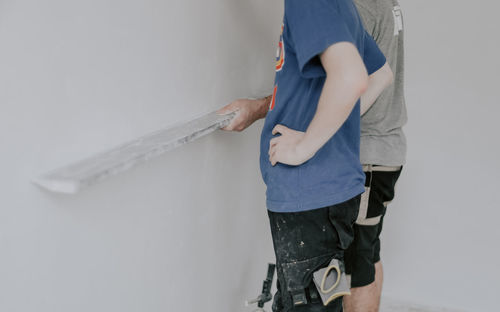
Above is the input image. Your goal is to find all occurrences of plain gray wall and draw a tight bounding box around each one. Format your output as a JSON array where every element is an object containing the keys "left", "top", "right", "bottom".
[
  {"left": 381, "top": 1, "right": 500, "bottom": 311},
  {"left": 0, "top": 0, "right": 281, "bottom": 311},
  {"left": 1, "top": 0, "right": 499, "bottom": 311}
]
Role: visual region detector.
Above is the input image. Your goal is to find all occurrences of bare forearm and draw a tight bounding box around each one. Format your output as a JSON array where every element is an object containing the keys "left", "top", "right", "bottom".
[
  {"left": 268, "top": 42, "right": 369, "bottom": 166},
  {"left": 254, "top": 95, "right": 272, "bottom": 120},
  {"left": 297, "top": 43, "right": 368, "bottom": 160},
  {"left": 360, "top": 63, "right": 393, "bottom": 115},
  {"left": 298, "top": 76, "right": 366, "bottom": 159}
]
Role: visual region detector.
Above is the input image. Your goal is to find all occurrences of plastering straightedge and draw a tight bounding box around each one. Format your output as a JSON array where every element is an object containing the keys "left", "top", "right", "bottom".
[{"left": 32, "top": 111, "right": 235, "bottom": 194}]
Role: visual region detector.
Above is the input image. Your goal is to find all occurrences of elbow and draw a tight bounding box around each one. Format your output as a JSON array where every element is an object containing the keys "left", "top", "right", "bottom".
[
  {"left": 325, "top": 66, "right": 369, "bottom": 100},
  {"left": 357, "top": 73, "right": 369, "bottom": 96},
  {"left": 348, "top": 71, "right": 369, "bottom": 99},
  {"left": 331, "top": 67, "right": 368, "bottom": 98}
]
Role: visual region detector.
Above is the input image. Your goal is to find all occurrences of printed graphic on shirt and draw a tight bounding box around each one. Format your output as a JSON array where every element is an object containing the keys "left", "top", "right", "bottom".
[
  {"left": 275, "top": 25, "right": 285, "bottom": 71},
  {"left": 269, "top": 85, "right": 277, "bottom": 111},
  {"left": 392, "top": 6, "right": 403, "bottom": 36}
]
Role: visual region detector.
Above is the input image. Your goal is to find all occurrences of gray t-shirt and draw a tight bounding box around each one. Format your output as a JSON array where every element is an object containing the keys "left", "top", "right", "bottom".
[{"left": 354, "top": 0, "right": 408, "bottom": 166}]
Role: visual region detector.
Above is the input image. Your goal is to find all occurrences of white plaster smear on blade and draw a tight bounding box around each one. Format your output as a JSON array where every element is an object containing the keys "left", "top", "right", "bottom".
[{"left": 32, "top": 111, "right": 235, "bottom": 194}]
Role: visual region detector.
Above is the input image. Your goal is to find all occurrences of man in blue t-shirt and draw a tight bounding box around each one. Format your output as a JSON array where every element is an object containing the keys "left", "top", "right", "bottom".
[{"left": 220, "top": 0, "right": 392, "bottom": 310}]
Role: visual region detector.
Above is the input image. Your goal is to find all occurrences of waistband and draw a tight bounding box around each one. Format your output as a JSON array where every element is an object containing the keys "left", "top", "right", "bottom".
[{"left": 362, "top": 164, "right": 402, "bottom": 173}]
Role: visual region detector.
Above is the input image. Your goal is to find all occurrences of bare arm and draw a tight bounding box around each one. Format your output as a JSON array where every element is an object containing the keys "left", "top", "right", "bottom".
[
  {"left": 360, "top": 62, "right": 393, "bottom": 115},
  {"left": 217, "top": 62, "right": 390, "bottom": 132},
  {"left": 217, "top": 96, "right": 271, "bottom": 132},
  {"left": 269, "top": 42, "right": 368, "bottom": 166}
]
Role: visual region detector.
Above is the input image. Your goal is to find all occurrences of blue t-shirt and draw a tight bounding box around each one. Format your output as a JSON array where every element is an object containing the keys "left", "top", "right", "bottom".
[{"left": 260, "top": 0, "right": 386, "bottom": 213}]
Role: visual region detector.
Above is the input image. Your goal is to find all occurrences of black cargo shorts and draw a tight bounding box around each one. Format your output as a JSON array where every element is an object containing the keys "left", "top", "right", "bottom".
[{"left": 267, "top": 195, "right": 361, "bottom": 311}]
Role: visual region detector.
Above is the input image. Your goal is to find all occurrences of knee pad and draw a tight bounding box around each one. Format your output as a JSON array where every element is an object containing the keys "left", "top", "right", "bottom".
[{"left": 312, "top": 258, "right": 351, "bottom": 306}]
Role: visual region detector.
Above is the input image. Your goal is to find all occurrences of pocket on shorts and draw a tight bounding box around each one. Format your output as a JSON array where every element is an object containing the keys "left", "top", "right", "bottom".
[
  {"left": 280, "top": 253, "right": 334, "bottom": 294},
  {"left": 328, "top": 196, "right": 360, "bottom": 250}
]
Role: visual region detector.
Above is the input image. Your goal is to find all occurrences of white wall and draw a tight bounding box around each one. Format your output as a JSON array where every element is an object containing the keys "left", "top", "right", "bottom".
[
  {"left": 381, "top": 1, "right": 500, "bottom": 311},
  {"left": 1, "top": 1, "right": 499, "bottom": 312},
  {"left": 0, "top": 1, "right": 282, "bottom": 311}
]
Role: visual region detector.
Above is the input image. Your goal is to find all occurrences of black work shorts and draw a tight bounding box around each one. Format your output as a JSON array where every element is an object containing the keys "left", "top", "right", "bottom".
[
  {"left": 267, "top": 195, "right": 361, "bottom": 312},
  {"left": 344, "top": 165, "right": 402, "bottom": 288}
]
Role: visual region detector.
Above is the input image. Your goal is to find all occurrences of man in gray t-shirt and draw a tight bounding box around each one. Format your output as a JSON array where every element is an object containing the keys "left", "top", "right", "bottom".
[{"left": 343, "top": 0, "right": 407, "bottom": 311}]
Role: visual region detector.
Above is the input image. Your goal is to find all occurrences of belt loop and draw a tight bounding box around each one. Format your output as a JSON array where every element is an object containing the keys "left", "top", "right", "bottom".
[
  {"left": 362, "top": 164, "right": 373, "bottom": 173},
  {"left": 362, "top": 164, "right": 373, "bottom": 188}
]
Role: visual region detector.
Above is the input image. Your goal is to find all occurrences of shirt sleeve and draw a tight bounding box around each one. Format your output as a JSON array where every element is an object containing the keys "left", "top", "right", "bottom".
[
  {"left": 285, "top": 0, "right": 356, "bottom": 78},
  {"left": 355, "top": 2, "right": 378, "bottom": 39},
  {"left": 362, "top": 31, "right": 386, "bottom": 75}
]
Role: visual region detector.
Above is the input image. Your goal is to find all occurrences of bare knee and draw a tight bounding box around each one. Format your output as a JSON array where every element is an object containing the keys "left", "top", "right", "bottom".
[{"left": 343, "top": 282, "right": 379, "bottom": 312}]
